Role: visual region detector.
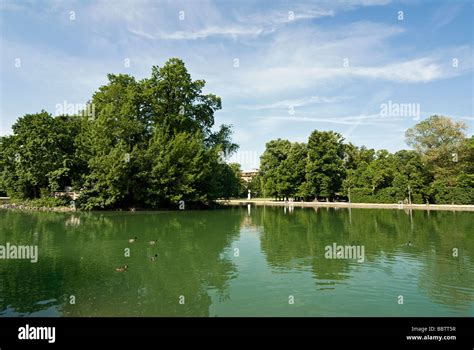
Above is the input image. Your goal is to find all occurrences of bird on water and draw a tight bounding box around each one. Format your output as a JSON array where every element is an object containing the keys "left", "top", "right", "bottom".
[{"left": 116, "top": 265, "right": 128, "bottom": 272}]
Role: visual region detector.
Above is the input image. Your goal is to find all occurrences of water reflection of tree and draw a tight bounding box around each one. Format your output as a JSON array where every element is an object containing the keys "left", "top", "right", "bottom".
[
  {"left": 255, "top": 207, "right": 353, "bottom": 283},
  {"left": 1, "top": 208, "right": 472, "bottom": 315},
  {"left": 255, "top": 206, "right": 474, "bottom": 309},
  {"left": 0, "top": 209, "right": 242, "bottom": 316},
  {"left": 416, "top": 211, "right": 474, "bottom": 312}
]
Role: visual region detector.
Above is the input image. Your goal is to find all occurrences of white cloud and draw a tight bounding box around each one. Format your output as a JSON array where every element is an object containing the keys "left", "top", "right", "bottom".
[
  {"left": 224, "top": 24, "right": 472, "bottom": 96},
  {"left": 234, "top": 58, "right": 450, "bottom": 95},
  {"left": 127, "top": 27, "right": 156, "bottom": 40},
  {"left": 141, "top": 25, "right": 273, "bottom": 40},
  {"left": 257, "top": 114, "right": 402, "bottom": 127},
  {"left": 350, "top": 58, "right": 444, "bottom": 82},
  {"left": 1, "top": 0, "right": 471, "bottom": 152},
  {"left": 432, "top": 3, "right": 463, "bottom": 30},
  {"left": 121, "top": 0, "right": 390, "bottom": 41},
  {"left": 240, "top": 96, "right": 353, "bottom": 110},
  {"left": 127, "top": 7, "right": 329, "bottom": 41},
  {"left": 235, "top": 8, "right": 335, "bottom": 27}
]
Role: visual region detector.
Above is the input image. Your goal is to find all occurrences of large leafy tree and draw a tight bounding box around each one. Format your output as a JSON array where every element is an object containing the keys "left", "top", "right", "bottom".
[
  {"left": 281, "top": 142, "right": 307, "bottom": 199},
  {"left": 405, "top": 115, "right": 467, "bottom": 185},
  {"left": 1, "top": 111, "right": 81, "bottom": 199},
  {"left": 260, "top": 140, "right": 307, "bottom": 200},
  {"left": 305, "top": 130, "right": 345, "bottom": 199},
  {"left": 454, "top": 135, "right": 474, "bottom": 188},
  {"left": 391, "top": 150, "right": 431, "bottom": 202},
  {"left": 221, "top": 163, "right": 245, "bottom": 199},
  {"left": 142, "top": 58, "right": 221, "bottom": 137},
  {"left": 343, "top": 143, "right": 375, "bottom": 170},
  {"left": 260, "top": 139, "right": 292, "bottom": 199},
  {"left": 76, "top": 58, "right": 237, "bottom": 209},
  {"left": 144, "top": 130, "right": 211, "bottom": 207},
  {"left": 342, "top": 144, "right": 375, "bottom": 194},
  {"left": 363, "top": 150, "right": 395, "bottom": 194},
  {"left": 75, "top": 74, "right": 148, "bottom": 208},
  {"left": 1, "top": 58, "right": 238, "bottom": 209}
]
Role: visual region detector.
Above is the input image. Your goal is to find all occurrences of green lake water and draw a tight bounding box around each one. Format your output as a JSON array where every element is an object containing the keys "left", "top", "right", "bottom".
[{"left": 0, "top": 206, "right": 473, "bottom": 316}]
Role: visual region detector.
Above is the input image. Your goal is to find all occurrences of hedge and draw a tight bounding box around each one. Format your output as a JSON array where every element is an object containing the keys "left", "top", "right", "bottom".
[
  {"left": 349, "top": 187, "right": 473, "bottom": 205},
  {"left": 432, "top": 186, "right": 474, "bottom": 205}
]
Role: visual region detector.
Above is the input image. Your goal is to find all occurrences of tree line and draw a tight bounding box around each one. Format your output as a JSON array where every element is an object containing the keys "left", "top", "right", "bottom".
[
  {"left": 255, "top": 116, "right": 473, "bottom": 204},
  {"left": 0, "top": 57, "right": 472, "bottom": 207},
  {"left": 0, "top": 58, "right": 242, "bottom": 209}
]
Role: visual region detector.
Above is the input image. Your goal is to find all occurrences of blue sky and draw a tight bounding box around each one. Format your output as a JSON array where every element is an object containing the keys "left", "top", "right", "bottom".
[{"left": 1, "top": 0, "right": 473, "bottom": 170}]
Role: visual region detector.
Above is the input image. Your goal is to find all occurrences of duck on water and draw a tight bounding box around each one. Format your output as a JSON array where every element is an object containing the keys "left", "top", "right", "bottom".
[{"left": 116, "top": 265, "right": 128, "bottom": 272}]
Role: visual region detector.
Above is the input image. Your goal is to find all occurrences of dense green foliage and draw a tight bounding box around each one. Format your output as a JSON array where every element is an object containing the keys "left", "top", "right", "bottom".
[
  {"left": 0, "top": 59, "right": 241, "bottom": 209},
  {"left": 0, "top": 112, "right": 82, "bottom": 198},
  {"left": 0, "top": 60, "right": 472, "bottom": 207},
  {"left": 258, "top": 116, "right": 473, "bottom": 204},
  {"left": 306, "top": 131, "right": 345, "bottom": 199}
]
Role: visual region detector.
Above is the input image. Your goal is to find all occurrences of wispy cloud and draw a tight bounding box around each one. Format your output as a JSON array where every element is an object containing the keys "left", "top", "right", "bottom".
[
  {"left": 235, "top": 8, "right": 335, "bottom": 27},
  {"left": 123, "top": 0, "right": 390, "bottom": 41},
  {"left": 431, "top": 3, "right": 463, "bottom": 30},
  {"left": 233, "top": 56, "right": 464, "bottom": 96},
  {"left": 350, "top": 57, "right": 444, "bottom": 82},
  {"left": 127, "top": 27, "right": 156, "bottom": 40},
  {"left": 130, "top": 25, "right": 273, "bottom": 40},
  {"left": 240, "top": 96, "right": 353, "bottom": 110},
  {"left": 257, "top": 113, "right": 404, "bottom": 127},
  {"left": 227, "top": 29, "right": 472, "bottom": 96},
  {"left": 126, "top": 8, "right": 329, "bottom": 41},
  {"left": 1, "top": 0, "right": 471, "bottom": 155}
]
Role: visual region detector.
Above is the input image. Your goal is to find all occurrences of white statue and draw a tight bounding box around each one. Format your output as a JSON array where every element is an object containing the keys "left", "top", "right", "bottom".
[{"left": 247, "top": 189, "right": 251, "bottom": 200}]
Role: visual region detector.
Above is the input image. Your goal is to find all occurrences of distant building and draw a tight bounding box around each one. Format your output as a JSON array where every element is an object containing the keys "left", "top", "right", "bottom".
[{"left": 241, "top": 169, "right": 259, "bottom": 183}]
